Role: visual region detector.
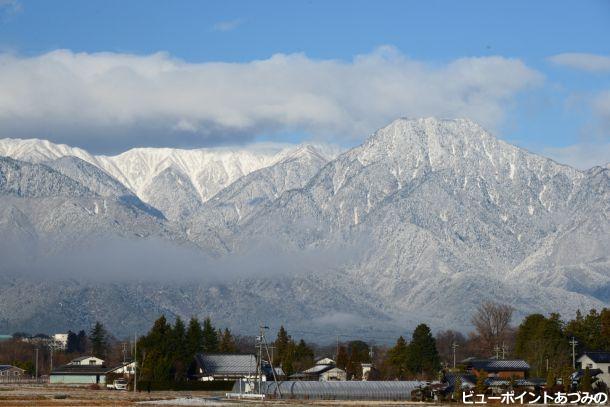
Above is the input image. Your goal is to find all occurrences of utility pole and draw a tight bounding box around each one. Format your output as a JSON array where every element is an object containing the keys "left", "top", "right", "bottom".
[
  {"left": 50, "top": 345, "right": 53, "bottom": 373},
  {"left": 122, "top": 342, "right": 127, "bottom": 364},
  {"left": 336, "top": 335, "right": 340, "bottom": 361},
  {"left": 35, "top": 348, "right": 39, "bottom": 381},
  {"left": 501, "top": 342, "right": 506, "bottom": 359},
  {"left": 452, "top": 343, "right": 459, "bottom": 369},
  {"left": 259, "top": 325, "right": 282, "bottom": 398},
  {"left": 133, "top": 333, "right": 137, "bottom": 393},
  {"left": 570, "top": 337, "right": 578, "bottom": 369},
  {"left": 494, "top": 344, "right": 501, "bottom": 359}
]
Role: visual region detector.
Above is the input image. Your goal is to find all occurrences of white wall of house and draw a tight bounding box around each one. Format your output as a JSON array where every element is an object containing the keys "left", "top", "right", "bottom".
[
  {"left": 578, "top": 355, "right": 610, "bottom": 386},
  {"left": 109, "top": 362, "right": 135, "bottom": 376},
  {"left": 50, "top": 374, "right": 106, "bottom": 384},
  {"left": 320, "top": 367, "right": 347, "bottom": 381},
  {"left": 69, "top": 356, "right": 104, "bottom": 366}
]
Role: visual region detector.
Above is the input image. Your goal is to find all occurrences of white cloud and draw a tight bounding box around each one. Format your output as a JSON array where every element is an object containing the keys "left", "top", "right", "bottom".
[
  {"left": 212, "top": 18, "right": 244, "bottom": 32},
  {"left": 0, "top": 0, "right": 21, "bottom": 19},
  {"left": 549, "top": 53, "right": 610, "bottom": 73},
  {"left": 544, "top": 142, "right": 610, "bottom": 170},
  {"left": 0, "top": 47, "right": 542, "bottom": 152}
]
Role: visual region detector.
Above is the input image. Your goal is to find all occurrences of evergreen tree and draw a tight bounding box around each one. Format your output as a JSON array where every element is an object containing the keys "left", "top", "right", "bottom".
[
  {"left": 219, "top": 328, "right": 237, "bottom": 353},
  {"left": 453, "top": 375, "right": 462, "bottom": 401},
  {"left": 407, "top": 324, "right": 440, "bottom": 378},
  {"left": 476, "top": 371, "right": 488, "bottom": 394},
  {"left": 172, "top": 317, "right": 187, "bottom": 380},
  {"left": 89, "top": 321, "right": 108, "bottom": 359},
  {"left": 76, "top": 330, "right": 88, "bottom": 353},
  {"left": 66, "top": 330, "right": 78, "bottom": 353},
  {"left": 275, "top": 326, "right": 291, "bottom": 363},
  {"left": 387, "top": 336, "right": 409, "bottom": 379},
  {"left": 580, "top": 367, "right": 592, "bottom": 392},
  {"left": 293, "top": 339, "right": 314, "bottom": 372},
  {"left": 561, "top": 366, "right": 572, "bottom": 392},
  {"left": 546, "top": 368, "right": 555, "bottom": 388},
  {"left": 600, "top": 308, "right": 610, "bottom": 351},
  {"left": 138, "top": 315, "right": 173, "bottom": 382},
  {"left": 202, "top": 317, "right": 219, "bottom": 352},
  {"left": 336, "top": 345, "right": 349, "bottom": 371},
  {"left": 185, "top": 317, "right": 204, "bottom": 357}
]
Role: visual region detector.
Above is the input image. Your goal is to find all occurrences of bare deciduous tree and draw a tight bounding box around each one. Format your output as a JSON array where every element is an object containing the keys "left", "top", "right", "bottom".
[{"left": 471, "top": 301, "right": 514, "bottom": 355}]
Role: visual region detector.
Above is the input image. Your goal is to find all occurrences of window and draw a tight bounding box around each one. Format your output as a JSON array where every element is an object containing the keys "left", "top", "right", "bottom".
[
  {"left": 587, "top": 363, "right": 593, "bottom": 368},
  {"left": 89, "top": 360, "right": 97, "bottom": 365}
]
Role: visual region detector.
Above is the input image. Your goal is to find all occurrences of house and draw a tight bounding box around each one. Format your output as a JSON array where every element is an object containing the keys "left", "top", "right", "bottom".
[
  {"left": 50, "top": 356, "right": 128, "bottom": 385},
  {"left": 577, "top": 352, "right": 610, "bottom": 386},
  {"left": 107, "top": 361, "right": 136, "bottom": 376},
  {"left": 291, "top": 358, "right": 347, "bottom": 381},
  {"left": 462, "top": 357, "right": 530, "bottom": 379},
  {"left": 0, "top": 365, "right": 25, "bottom": 380},
  {"left": 50, "top": 360, "right": 109, "bottom": 385},
  {"left": 192, "top": 353, "right": 259, "bottom": 381},
  {"left": 68, "top": 356, "right": 104, "bottom": 366}
]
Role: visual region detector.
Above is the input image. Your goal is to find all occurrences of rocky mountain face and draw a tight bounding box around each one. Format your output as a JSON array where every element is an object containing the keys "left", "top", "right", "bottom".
[{"left": 0, "top": 118, "right": 607, "bottom": 338}]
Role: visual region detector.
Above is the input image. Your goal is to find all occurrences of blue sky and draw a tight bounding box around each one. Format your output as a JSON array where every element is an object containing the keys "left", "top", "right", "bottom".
[{"left": 0, "top": 0, "right": 609, "bottom": 167}]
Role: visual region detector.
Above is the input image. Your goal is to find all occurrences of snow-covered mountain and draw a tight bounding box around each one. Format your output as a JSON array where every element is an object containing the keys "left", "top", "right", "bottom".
[{"left": 0, "top": 118, "right": 607, "bottom": 337}]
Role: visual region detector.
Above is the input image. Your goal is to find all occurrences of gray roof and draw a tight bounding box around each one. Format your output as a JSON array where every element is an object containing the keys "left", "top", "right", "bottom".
[
  {"left": 237, "top": 380, "right": 427, "bottom": 400},
  {"left": 51, "top": 364, "right": 109, "bottom": 375},
  {"left": 465, "top": 358, "right": 530, "bottom": 371},
  {"left": 0, "top": 365, "right": 24, "bottom": 372},
  {"left": 195, "top": 353, "right": 257, "bottom": 377}
]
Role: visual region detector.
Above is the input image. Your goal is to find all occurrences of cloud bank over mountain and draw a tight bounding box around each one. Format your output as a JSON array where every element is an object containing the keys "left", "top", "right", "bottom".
[{"left": 0, "top": 47, "right": 541, "bottom": 153}]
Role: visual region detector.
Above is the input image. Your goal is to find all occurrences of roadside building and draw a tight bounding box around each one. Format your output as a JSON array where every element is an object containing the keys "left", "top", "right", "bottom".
[
  {"left": 462, "top": 357, "right": 530, "bottom": 379},
  {"left": 577, "top": 352, "right": 610, "bottom": 386},
  {"left": 192, "top": 353, "right": 259, "bottom": 381},
  {"left": 50, "top": 356, "right": 127, "bottom": 385},
  {"left": 0, "top": 365, "right": 25, "bottom": 380},
  {"left": 291, "top": 358, "right": 347, "bottom": 381}
]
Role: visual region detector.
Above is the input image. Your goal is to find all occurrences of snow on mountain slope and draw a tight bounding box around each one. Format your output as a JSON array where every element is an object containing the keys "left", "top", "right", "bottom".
[
  {"left": 185, "top": 144, "right": 331, "bottom": 251},
  {"left": 0, "top": 138, "right": 341, "bottom": 214},
  {"left": 0, "top": 118, "right": 607, "bottom": 336}
]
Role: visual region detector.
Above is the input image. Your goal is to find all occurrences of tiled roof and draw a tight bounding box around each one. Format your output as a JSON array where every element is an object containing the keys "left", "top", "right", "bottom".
[
  {"left": 466, "top": 358, "right": 530, "bottom": 371},
  {"left": 195, "top": 353, "right": 257, "bottom": 376},
  {"left": 51, "top": 364, "right": 109, "bottom": 375},
  {"left": 582, "top": 352, "right": 610, "bottom": 363}
]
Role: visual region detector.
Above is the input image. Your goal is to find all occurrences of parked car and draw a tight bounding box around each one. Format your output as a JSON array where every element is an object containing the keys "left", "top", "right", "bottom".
[{"left": 107, "top": 378, "right": 128, "bottom": 390}]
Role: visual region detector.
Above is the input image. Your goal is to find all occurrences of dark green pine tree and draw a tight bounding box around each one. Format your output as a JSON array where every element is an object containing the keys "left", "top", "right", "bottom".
[
  {"left": 138, "top": 315, "right": 173, "bottom": 382},
  {"left": 89, "top": 321, "right": 108, "bottom": 359},
  {"left": 172, "top": 317, "right": 188, "bottom": 381},
  {"left": 65, "top": 330, "right": 78, "bottom": 353},
  {"left": 406, "top": 324, "right": 440, "bottom": 378},
  {"left": 387, "top": 336, "right": 409, "bottom": 379},
  {"left": 185, "top": 317, "right": 204, "bottom": 357},
  {"left": 274, "top": 326, "right": 294, "bottom": 374},
  {"left": 580, "top": 367, "right": 593, "bottom": 392},
  {"left": 219, "top": 328, "right": 237, "bottom": 353},
  {"left": 202, "top": 317, "right": 219, "bottom": 353}
]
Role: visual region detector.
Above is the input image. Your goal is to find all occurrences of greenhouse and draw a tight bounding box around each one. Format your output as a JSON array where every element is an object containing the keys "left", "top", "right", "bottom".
[{"left": 231, "top": 380, "right": 427, "bottom": 401}]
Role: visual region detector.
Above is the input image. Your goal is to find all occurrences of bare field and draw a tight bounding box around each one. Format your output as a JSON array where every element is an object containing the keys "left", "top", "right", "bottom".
[{"left": 0, "top": 384, "right": 438, "bottom": 406}]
